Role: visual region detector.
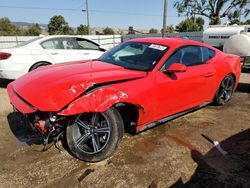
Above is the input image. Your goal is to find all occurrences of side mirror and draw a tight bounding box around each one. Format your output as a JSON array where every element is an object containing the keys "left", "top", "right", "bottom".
[{"left": 165, "top": 63, "right": 187, "bottom": 73}]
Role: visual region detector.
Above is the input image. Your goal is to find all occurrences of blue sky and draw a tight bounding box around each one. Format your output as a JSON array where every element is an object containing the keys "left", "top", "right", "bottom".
[
  {"left": 0, "top": 0, "right": 190, "bottom": 29},
  {"left": 0, "top": 0, "right": 247, "bottom": 30}
]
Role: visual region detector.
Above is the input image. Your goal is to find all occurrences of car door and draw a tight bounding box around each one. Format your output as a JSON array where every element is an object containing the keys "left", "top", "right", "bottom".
[
  {"left": 153, "top": 45, "right": 217, "bottom": 119},
  {"left": 41, "top": 38, "right": 84, "bottom": 63}
]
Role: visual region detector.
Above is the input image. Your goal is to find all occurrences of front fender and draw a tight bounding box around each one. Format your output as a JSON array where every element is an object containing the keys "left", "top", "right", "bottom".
[{"left": 58, "top": 88, "right": 128, "bottom": 115}]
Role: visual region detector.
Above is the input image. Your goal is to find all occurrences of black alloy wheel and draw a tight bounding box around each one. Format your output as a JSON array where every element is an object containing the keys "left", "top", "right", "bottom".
[{"left": 66, "top": 108, "right": 124, "bottom": 162}]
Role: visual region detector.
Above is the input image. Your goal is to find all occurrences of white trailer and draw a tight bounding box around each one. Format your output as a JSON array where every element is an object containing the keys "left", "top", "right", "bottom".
[
  {"left": 203, "top": 25, "right": 250, "bottom": 48},
  {"left": 203, "top": 25, "right": 250, "bottom": 68}
]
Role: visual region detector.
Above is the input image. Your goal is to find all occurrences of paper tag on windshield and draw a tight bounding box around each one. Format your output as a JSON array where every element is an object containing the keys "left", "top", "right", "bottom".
[{"left": 149, "top": 44, "right": 167, "bottom": 51}]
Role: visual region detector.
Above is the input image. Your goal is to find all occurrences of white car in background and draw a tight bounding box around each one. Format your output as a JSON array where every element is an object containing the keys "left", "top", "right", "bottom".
[{"left": 0, "top": 36, "right": 107, "bottom": 79}]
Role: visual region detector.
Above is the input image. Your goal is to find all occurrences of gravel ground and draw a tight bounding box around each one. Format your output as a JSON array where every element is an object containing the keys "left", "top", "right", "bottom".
[{"left": 0, "top": 72, "right": 250, "bottom": 188}]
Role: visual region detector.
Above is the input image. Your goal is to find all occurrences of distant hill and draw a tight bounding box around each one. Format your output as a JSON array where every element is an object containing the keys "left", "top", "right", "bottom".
[
  {"left": 12, "top": 21, "right": 48, "bottom": 30},
  {"left": 11, "top": 22, "right": 150, "bottom": 35}
]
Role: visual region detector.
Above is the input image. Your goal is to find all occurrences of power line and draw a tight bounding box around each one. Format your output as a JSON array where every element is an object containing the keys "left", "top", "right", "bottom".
[
  {"left": 0, "top": 5, "right": 183, "bottom": 17},
  {"left": 90, "top": 10, "right": 163, "bottom": 17},
  {"left": 0, "top": 5, "right": 79, "bottom": 11}
]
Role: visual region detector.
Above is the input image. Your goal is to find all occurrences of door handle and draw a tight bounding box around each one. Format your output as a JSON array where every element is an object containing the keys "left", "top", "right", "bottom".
[
  {"left": 204, "top": 72, "right": 215, "bottom": 78},
  {"left": 50, "top": 52, "right": 58, "bottom": 55},
  {"left": 82, "top": 53, "right": 90, "bottom": 55}
]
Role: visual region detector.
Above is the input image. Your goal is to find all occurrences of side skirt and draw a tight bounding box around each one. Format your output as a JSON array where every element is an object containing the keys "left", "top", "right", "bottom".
[{"left": 137, "top": 101, "right": 211, "bottom": 133}]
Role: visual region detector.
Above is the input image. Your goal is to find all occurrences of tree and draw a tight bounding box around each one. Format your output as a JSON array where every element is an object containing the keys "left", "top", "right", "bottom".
[
  {"left": 229, "top": 19, "right": 250, "bottom": 25},
  {"left": 194, "top": 17, "right": 204, "bottom": 30},
  {"left": 62, "top": 25, "right": 74, "bottom": 35},
  {"left": 128, "top": 26, "right": 135, "bottom": 35},
  {"left": 244, "top": 19, "right": 250, "bottom": 25},
  {"left": 116, "top": 29, "right": 124, "bottom": 35},
  {"left": 0, "top": 17, "right": 20, "bottom": 36},
  {"left": 149, "top": 28, "right": 158, "bottom": 34},
  {"left": 167, "top": 25, "right": 175, "bottom": 33},
  {"left": 174, "top": 0, "right": 250, "bottom": 25},
  {"left": 161, "top": 25, "right": 176, "bottom": 34},
  {"left": 48, "top": 15, "right": 74, "bottom": 35},
  {"left": 103, "top": 27, "right": 115, "bottom": 35},
  {"left": 24, "top": 24, "right": 42, "bottom": 36},
  {"left": 76, "top": 24, "right": 88, "bottom": 35},
  {"left": 176, "top": 17, "right": 204, "bottom": 32},
  {"left": 176, "top": 19, "right": 198, "bottom": 32},
  {"left": 229, "top": 19, "right": 241, "bottom": 25}
]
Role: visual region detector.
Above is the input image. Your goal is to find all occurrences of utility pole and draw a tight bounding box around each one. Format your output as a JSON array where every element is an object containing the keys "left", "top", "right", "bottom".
[
  {"left": 85, "top": 0, "right": 90, "bottom": 35},
  {"left": 162, "top": 0, "right": 168, "bottom": 37}
]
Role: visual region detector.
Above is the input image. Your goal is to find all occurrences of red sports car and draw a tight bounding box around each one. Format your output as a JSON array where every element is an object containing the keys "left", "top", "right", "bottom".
[{"left": 7, "top": 38, "right": 241, "bottom": 162}]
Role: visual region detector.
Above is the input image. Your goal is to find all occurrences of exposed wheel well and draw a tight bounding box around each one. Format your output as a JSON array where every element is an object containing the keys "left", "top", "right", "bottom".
[
  {"left": 113, "top": 103, "right": 139, "bottom": 134},
  {"left": 29, "top": 61, "right": 52, "bottom": 72}
]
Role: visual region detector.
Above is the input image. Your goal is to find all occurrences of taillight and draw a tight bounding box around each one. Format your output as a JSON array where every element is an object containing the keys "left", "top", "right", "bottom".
[{"left": 0, "top": 52, "right": 11, "bottom": 60}]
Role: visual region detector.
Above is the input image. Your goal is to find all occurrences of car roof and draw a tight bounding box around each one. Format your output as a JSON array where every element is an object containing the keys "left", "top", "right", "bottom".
[
  {"left": 130, "top": 37, "right": 214, "bottom": 49},
  {"left": 41, "top": 35, "right": 83, "bottom": 39},
  {"left": 36, "top": 35, "right": 99, "bottom": 45}
]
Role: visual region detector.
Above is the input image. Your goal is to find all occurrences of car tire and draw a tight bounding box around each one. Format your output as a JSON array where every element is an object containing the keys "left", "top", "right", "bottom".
[
  {"left": 66, "top": 107, "right": 124, "bottom": 162},
  {"left": 213, "top": 74, "right": 235, "bottom": 105},
  {"left": 30, "top": 62, "right": 50, "bottom": 71}
]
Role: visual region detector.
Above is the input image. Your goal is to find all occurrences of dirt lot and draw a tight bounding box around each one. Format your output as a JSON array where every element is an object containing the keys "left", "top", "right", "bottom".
[{"left": 0, "top": 73, "right": 250, "bottom": 188}]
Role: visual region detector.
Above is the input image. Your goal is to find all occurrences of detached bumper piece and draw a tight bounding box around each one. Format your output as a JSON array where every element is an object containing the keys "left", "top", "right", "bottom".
[{"left": 7, "top": 111, "right": 44, "bottom": 145}]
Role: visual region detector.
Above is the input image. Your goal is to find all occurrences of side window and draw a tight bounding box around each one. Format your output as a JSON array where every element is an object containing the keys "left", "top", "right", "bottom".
[
  {"left": 61, "top": 38, "right": 75, "bottom": 49},
  {"left": 76, "top": 38, "right": 99, "bottom": 50},
  {"left": 162, "top": 49, "right": 183, "bottom": 69},
  {"left": 181, "top": 46, "right": 203, "bottom": 66},
  {"left": 41, "top": 39, "right": 62, "bottom": 49},
  {"left": 202, "top": 47, "right": 216, "bottom": 62},
  {"left": 162, "top": 45, "right": 215, "bottom": 70},
  {"left": 209, "top": 49, "right": 216, "bottom": 59},
  {"left": 202, "top": 47, "right": 210, "bottom": 62}
]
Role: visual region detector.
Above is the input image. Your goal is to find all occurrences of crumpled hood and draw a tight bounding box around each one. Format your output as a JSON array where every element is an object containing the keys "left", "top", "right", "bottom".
[{"left": 10, "top": 60, "right": 147, "bottom": 111}]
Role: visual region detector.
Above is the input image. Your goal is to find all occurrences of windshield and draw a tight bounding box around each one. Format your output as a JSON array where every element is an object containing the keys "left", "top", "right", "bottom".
[
  {"left": 98, "top": 42, "right": 168, "bottom": 71},
  {"left": 15, "top": 37, "right": 43, "bottom": 47}
]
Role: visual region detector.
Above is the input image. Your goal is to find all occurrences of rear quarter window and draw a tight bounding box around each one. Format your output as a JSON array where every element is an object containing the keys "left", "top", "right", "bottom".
[
  {"left": 76, "top": 38, "right": 99, "bottom": 50},
  {"left": 202, "top": 47, "right": 216, "bottom": 62},
  {"left": 209, "top": 49, "right": 216, "bottom": 59}
]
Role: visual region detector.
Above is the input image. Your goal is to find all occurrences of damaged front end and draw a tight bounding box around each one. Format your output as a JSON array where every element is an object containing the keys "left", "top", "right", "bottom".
[
  {"left": 8, "top": 85, "right": 68, "bottom": 150},
  {"left": 13, "top": 110, "right": 67, "bottom": 151},
  {"left": 6, "top": 63, "right": 145, "bottom": 162},
  {"left": 29, "top": 111, "right": 66, "bottom": 150},
  {"left": 7, "top": 80, "right": 131, "bottom": 153}
]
